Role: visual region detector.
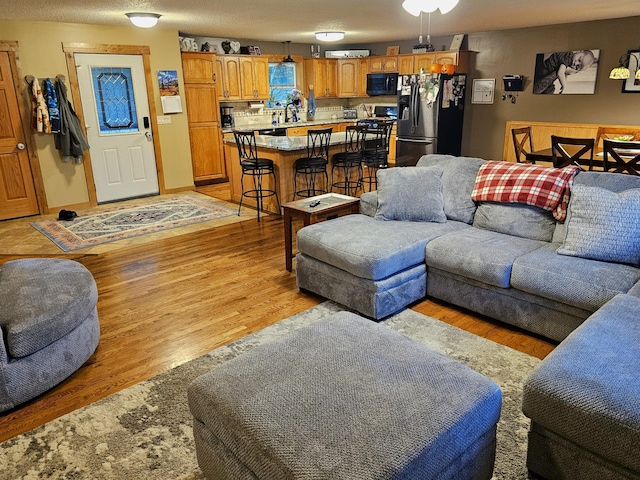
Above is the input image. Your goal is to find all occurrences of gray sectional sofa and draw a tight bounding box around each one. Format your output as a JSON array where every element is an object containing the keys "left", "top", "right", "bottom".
[{"left": 295, "top": 154, "right": 640, "bottom": 479}]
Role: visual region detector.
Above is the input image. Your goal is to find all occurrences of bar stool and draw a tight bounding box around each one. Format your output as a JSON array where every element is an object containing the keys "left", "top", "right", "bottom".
[
  {"left": 293, "top": 127, "right": 332, "bottom": 199},
  {"left": 233, "top": 130, "right": 280, "bottom": 221},
  {"left": 361, "top": 121, "right": 393, "bottom": 192},
  {"left": 331, "top": 125, "right": 367, "bottom": 196}
]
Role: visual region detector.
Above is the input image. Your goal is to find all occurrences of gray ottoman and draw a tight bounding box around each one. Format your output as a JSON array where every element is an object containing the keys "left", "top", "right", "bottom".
[
  {"left": 188, "top": 311, "right": 502, "bottom": 479},
  {"left": 0, "top": 258, "right": 100, "bottom": 412}
]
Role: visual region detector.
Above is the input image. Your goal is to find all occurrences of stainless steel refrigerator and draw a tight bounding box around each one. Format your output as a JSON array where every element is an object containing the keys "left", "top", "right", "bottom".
[{"left": 396, "top": 73, "right": 466, "bottom": 167}]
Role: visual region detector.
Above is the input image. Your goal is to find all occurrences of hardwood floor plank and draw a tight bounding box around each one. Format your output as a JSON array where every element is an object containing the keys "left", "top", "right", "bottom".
[{"left": 0, "top": 183, "right": 555, "bottom": 442}]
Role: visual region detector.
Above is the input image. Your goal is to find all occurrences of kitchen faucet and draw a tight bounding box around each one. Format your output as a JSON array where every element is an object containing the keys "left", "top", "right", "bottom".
[{"left": 284, "top": 102, "right": 298, "bottom": 123}]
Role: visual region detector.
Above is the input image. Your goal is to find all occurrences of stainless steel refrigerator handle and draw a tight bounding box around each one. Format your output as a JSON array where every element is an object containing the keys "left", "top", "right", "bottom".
[
  {"left": 411, "top": 84, "right": 420, "bottom": 132},
  {"left": 397, "top": 137, "right": 433, "bottom": 143}
]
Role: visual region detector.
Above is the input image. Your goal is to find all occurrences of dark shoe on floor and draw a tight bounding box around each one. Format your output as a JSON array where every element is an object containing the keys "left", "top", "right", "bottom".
[{"left": 58, "top": 209, "right": 78, "bottom": 221}]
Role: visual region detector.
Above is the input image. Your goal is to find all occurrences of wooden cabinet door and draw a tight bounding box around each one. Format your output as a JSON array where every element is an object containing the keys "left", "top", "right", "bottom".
[
  {"left": 0, "top": 51, "right": 39, "bottom": 220},
  {"left": 188, "top": 124, "right": 225, "bottom": 180},
  {"left": 358, "top": 58, "right": 369, "bottom": 97},
  {"left": 221, "top": 56, "right": 241, "bottom": 100},
  {"left": 369, "top": 56, "right": 398, "bottom": 72},
  {"left": 338, "top": 59, "right": 358, "bottom": 97},
  {"left": 304, "top": 59, "right": 337, "bottom": 98},
  {"left": 325, "top": 60, "right": 338, "bottom": 97},
  {"left": 252, "top": 56, "right": 270, "bottom": 99},
  {"left": 414, "top": 53, "right": 437, "bottom": 73},
  {"left": 184, "top": 84, "right": 219, "bottom": 123},
  {"left": 181, "top": 53, "right": 216, "bottom": 84},
  {"left": 435, "top": 52, "right": 458, "bottom": 66},
  {"left": 239, "top": 56, "right": 256, "bottom": 99},
  {"left": 399, "top": 55, "right": 415, "bottom": 74}
]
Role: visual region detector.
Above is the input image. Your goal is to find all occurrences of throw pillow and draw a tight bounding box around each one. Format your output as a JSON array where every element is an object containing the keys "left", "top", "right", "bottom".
[
  {"left": 557, "top": 184, "right": 640, "bottom": 265},
  {"left": 375, "top": 166, "right": 447, "bottom": 222}
]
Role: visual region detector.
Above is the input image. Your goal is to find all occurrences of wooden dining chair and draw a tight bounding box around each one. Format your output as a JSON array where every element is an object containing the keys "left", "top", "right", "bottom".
[
  {"left": 551, "top": 135, "right": 595, "bottom": 170},
  {"left": 595, "top": 127, "right": 640, "bottom": 149},
  {"left": 512, "top": 126, "right": 534, "bottom": 163},
  {"left": 602, "top": 139, "right": 640, "bottom": 175}
]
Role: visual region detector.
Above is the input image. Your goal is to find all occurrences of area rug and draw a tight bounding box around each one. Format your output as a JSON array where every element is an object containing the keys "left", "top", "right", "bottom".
[
  {"left": 30, "top": 194, "right": 240, "bottom": 252},
  {"left": 0, "top": 302, "right": 540, "bottom": 479}
]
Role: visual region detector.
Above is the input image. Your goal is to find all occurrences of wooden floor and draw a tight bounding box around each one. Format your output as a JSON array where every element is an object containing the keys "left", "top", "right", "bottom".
[{"left": 0, "top": 183, "right": 556, "bottom": 443}]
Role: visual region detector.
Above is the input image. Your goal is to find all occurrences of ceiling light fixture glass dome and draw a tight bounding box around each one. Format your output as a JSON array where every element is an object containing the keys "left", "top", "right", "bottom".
[
  {"left": 126, "top": 13, "right": 161, "bottom": 28},
  {"left": 315, "top": 32, "right": 345, "bottom": 42}
]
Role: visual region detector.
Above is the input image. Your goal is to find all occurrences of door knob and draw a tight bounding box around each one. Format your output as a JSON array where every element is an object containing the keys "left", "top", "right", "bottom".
[
  {"left": 145, "top": 132, "right": 152, "bottom": 139},
  {"left": 16, "top": 143, "right": 25, "bottom": 150}
]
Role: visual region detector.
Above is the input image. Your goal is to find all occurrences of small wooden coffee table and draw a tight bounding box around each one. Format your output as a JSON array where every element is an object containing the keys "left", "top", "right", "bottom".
[{"left": 282, "top": 193, "right": 360, "bottom": 271}]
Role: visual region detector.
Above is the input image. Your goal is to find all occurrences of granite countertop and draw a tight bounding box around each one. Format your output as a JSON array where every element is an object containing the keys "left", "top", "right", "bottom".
[
  {"left": 222, "top": 118, "right": 356, "bottom": 134},
  {"left": 224, "top": 132, "right": 349, "bottom": 151}
]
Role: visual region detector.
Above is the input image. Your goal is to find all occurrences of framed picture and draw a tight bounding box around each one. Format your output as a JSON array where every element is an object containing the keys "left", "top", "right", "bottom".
[
  {"left": 622, "top": 51, "right": 640, "bottom": 93},
  {"left": 254, "top": 46, "right": 261, "bottom": 56},
  {"left": 450, "top": 34, "right": 465, "bottom": 50},
  {"left": 386, "top": 46, "right": 400, "bottom": 56},
  {"left": 471, "top": 78, "right": 495, "bottom": 104},
  {"left": 533, "top": 49, "right": 600, "bottom": 94}
]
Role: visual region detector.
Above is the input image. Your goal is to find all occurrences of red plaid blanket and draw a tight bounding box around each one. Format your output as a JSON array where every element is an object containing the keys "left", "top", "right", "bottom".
[{"left": 471, "top": 161, "right": 581, "bottom": 221}]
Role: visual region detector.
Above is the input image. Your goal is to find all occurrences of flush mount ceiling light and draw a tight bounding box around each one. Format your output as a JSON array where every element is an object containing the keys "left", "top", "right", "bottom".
[
  {"left": 315, "top": 32, "right": 345, "bottom": 42},
  {"left": 402, "top": 0, "right": 459, "bottom": 16},
  {"left": 126, "top": 12, "right": 161, "bottom": 28}
]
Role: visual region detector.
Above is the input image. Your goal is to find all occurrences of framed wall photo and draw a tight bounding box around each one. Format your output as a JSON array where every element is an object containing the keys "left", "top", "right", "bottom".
[
  {"left": 254, "top": 46, "right": 261, "bottom": 56},
  {"left": 533, "top": 49, "right": 600, "bottom": 94},
  {"left": 386, "top": 46, "right": 400, "bottom": 56},
  {"left": 622, "top": 51, "right": 640, "bottom": 93},
  {"left": 450, "top": 34, "right": 465, "bottom": 51}
]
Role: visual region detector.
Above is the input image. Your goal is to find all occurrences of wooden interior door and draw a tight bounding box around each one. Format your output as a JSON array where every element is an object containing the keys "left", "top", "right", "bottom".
[{"left": 0, "top": 51, "right": 39, "bottom": 220}]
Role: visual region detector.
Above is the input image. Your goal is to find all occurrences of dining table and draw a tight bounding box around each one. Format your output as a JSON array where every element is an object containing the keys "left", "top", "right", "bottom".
[{"left": 524, "top": 145, "right": 603, "bottom": 169}]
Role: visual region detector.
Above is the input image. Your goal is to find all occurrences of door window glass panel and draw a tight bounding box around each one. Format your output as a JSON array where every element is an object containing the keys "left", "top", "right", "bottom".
[{"left": 91, "top": 67, "right": 139, "bottom": 134}]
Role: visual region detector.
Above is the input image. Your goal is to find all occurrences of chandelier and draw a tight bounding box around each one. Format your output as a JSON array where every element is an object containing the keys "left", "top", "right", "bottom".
[{"left": 402, "top": 0, "right": 459, "bottom": 16}]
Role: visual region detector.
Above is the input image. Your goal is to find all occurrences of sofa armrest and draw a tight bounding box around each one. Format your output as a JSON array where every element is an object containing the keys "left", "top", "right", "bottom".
[{"left": 359, "top": 192, "right": 377, "bottom": 217}]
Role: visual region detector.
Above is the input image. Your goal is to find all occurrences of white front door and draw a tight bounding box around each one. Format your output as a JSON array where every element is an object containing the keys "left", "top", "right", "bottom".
[{"left": 75, "top": 54, "right": 159, "bottom": 203}]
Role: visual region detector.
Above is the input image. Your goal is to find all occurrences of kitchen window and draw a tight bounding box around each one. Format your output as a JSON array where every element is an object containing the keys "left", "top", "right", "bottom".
[{"left": 268, "top": 63, "right": 296, "bottom": 107}]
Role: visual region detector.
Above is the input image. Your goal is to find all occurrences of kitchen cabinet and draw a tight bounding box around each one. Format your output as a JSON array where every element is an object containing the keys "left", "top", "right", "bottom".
[
  {"left": 414, "top": 53, "right": 437, "bottom": 73},
  {"left": 337, "top": 58, "right": 368, "bottom": 97},
  {"left": 239, "top": 56, "right": 270, "bottom": 100},
  {"left": 287, "top": 123, "right": 348, "bottom": 137},
  {"left": 409, "top": 51, "right": 469, "bottom": 74},
  {"left": 398, "top": 55, "right": 415, "bottom": 75},
  {"left": 217, "top": 56, "right": 242, "bottom": 100},
  {"left": 368, "top": 56, "right": 399, "bottom": 72},
  {"left": 181, "top": 53, "right": 227, "bottom": 183},
  {"left": 304, "top": 59, "right": 338, "bottom": 98}
]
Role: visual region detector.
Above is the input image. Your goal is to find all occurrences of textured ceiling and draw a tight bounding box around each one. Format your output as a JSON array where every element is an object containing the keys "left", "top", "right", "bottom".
[{"left": 1, "top": 0, "right": 639, "bottom": 43}]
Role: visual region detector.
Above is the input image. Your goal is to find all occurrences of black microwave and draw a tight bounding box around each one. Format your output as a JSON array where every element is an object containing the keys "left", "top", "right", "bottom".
[{"left": 366, "top": 73, "right": 398, "bottom": 96}]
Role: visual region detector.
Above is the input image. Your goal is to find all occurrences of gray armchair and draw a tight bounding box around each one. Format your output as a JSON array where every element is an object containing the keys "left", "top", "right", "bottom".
[{"left": 0, "top": 258, "right": 99, "bottom": 412}]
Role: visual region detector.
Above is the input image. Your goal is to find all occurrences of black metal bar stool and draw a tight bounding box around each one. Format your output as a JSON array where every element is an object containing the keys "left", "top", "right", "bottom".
[
  {"left": 233, "top": 130, "right": 280, "bottom": 221},
  {"left": 293, "top": 127, "right": 332, "bottom": 199},
  {"left": 331, "top": 125, "right": 366, "bottom": 196},
  {"left": 361, "top": 121, "right": 393, "bottom": 192}
]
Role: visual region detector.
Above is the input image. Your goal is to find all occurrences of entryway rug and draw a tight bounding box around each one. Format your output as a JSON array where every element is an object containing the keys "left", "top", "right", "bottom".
[
  {"left": 30, "top": 194, "right": 241, "bottom": 252},
  {"left": 0, "top": 302, "right": 540, "bottom": 479}
]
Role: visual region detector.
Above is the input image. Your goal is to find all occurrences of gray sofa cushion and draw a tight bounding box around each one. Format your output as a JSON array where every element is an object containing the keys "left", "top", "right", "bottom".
[
  {"left": 473, "top": 202, "right": 556, "bottom": 242},
  {"left": 523, "top": 294, "right": 640, "bottom": 474},
  {"left": 425, "top": 228, "right": 546, "bottom": 288},
  {"left": 297, "top": 214, "right": 470, "bottom": 281},
  {"left": 574, "top": 170, "right": 640, "bottom": 191},
  {"left": 557, "top": 184, "right": 640, "bottom": 265},
  {"left": 416, "top": 154, "right": 486, "bottom": 224},
  {"left": 512, "top": 245, "right": 640, "bottom": 312},
  {"left": 375, "top": 166, "right": 447, "bottom": 222},
  {"left": 0, "top": 258, "right": 98, "bottom": 358},
  {"left": 359, "top": 191, "right": 377, "bottom": 217}
]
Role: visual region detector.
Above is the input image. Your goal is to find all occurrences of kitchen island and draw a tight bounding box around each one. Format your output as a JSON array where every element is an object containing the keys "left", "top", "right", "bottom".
[{"left": 223, "top": 133, "right": 350, "bottom": 214}]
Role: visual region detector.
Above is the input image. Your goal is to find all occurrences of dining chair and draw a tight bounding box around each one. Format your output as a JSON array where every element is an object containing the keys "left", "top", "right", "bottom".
[
  {"left": 595, "top": 126, "right": 640, "bottom": 149},
  {"left": 511, "top": 126, "right": 534, "bottom": 163},
  {"left": 331, "top": 124, "right": 367, "bottom": 196},
  {"left": 361, "top": 121, "right": 394, "bottom": 192},
  {"left": 551, "top": 135, "right": 595, "bottom": 170},
  {"left": 293, "top": 127, "right": 333, "bottom": 199},
  {"left": 602, "top": 139, "right": 640, "bottom": 175},
  {"left": 233, "top": 130, "right": 280, "bottom": 221}
]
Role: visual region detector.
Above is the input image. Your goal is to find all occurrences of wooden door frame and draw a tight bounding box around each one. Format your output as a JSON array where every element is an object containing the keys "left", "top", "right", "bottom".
[
  {"left": 0, "top": 41, "right": 48, "bottom": 214},
  {"left": 62, "top": 43, "right": 166, "bottom": 206}
]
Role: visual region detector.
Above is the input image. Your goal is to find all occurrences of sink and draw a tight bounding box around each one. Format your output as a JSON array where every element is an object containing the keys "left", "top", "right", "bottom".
[{"left": 257, "top": 127, "right": 287, "bottom": 136}]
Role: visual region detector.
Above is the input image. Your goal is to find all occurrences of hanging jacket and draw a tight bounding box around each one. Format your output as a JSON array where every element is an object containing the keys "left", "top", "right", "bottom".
[
  {"left": 30, "top": 77, "right": 50, "bottom": 133},
  {"left": 54, "top": 78, "right": 90, "bottom": 163},
  {"left": 44, "top": 78, "right": 61, "bottom": 134}
]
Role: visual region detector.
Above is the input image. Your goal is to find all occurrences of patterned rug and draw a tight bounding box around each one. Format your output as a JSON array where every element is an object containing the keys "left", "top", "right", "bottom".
[
  {"left": 30, "top": 194, "right": 240, "bottom": 252},
  {"left": 0, "top": 302, "right": 540, "bottom": 479}
]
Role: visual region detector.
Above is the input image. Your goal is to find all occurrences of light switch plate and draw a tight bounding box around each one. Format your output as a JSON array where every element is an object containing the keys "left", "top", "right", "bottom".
[{"left": 157, "top": 115, "right": 172, "bottom": 125}]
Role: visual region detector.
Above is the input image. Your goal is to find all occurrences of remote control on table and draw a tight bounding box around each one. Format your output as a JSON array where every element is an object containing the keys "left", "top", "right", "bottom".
[{"left": 309, "top": 200, "right": 321, "bottom": 207}]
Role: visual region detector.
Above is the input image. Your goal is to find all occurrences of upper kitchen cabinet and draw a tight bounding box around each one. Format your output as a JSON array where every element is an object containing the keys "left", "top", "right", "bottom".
[
  {"left": 414, "top": 53, "right": 436, "bottom": 73},
  {"left": 239, "top": 56, "right": 270, "bottom": 100},
  {"left": 412, "top": 51, "right": 469, "bottom": 74},
  {"left": 217, "top": 56, "right": 242, "bottom": 100},
  {"left": 398, "top": 55, "right": 415, "bottom": 75},
  {"left": 337, "top": 58, "right": 368, "bottom": 97},
  {"left": 368, "top": 56, "right": 399, "bottom": 72},
  {"left": 182, "top": 52, "right": 218, "bottom": 84},
  {"left": 304, "top": 59, "right": 338, "bottom": 98}
]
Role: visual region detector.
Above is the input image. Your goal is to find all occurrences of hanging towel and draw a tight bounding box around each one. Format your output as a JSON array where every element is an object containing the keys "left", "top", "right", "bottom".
[
  {"left": 44, "top": 78, "right": 61, "bottom": 134},
  {"left": 307, "top": 86, "right": 316, "bottom": 118},
  {"left": 30, "top": 77, "right": 50, "bottom": 133},
  {"left": 54, "top": 78, "right": 90, "bottom": 163}
]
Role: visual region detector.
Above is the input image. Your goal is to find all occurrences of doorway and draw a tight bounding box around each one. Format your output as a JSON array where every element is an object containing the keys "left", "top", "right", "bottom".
[{"left": 74, "top": 53, "right": 159, "bottom": 203}]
